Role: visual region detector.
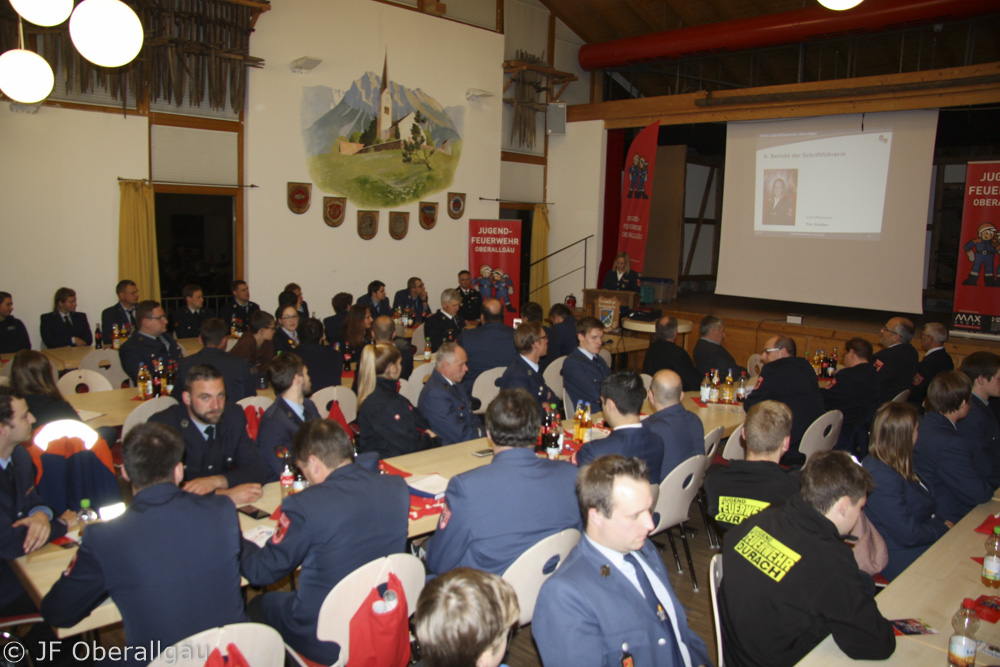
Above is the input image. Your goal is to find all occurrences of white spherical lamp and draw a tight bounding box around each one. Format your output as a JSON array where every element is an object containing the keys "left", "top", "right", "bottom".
[
  {"left": 70, "top": 0, "right": 144, "bottom": 68},
  {"left": 10, "top": 0, "right": 74, "bottom": 27},
  {"left": 0, "top": 49, "right": 54, "bottom": 104},
  {"left": 817, "top": 0, "right": 864, "bottom": 10}
]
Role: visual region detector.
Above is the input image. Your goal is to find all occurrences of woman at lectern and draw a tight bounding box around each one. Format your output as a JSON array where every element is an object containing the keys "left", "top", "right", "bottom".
[{"left": 601, "top": 251, "right": 641, "bottom": 293}]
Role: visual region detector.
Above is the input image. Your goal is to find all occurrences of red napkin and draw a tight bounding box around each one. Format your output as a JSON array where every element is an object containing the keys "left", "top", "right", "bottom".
[
  {"left": 243, "top": 406, "right": 263, "bottom": 440},
  {"left": 269, "top": 505, "right": 282, "bottom": 520},
  {"left": 202, "top": 643, "right": 250, "bottom": 667},
  {"left": 973, "top": 556, "right": 986, "bottom": 565},
  {"left": 409, "top": 495, "right": 445, "bottom": 520},
  {"left": 131, "top": 396, "right": 144, "bottom": 402},
  {"left": 379, "top": 461, "right": 412, "bottom": 478},
  {"left": 975, "top": 514, "right": 1000, "bottom": 535}
]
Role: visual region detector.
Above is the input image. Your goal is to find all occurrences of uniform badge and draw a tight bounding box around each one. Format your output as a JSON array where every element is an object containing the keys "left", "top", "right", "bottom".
[
  {"left": 754, "top": 376, "right": 764, "bottom": 390},
  {"left": 180, "top": 419, "right": 190, "bottom": 428},
  {"left": 913, "top": 373, "right": 924, "bottom": 386},
  {"left": 438, "top": 502, "right": 452, "bottom": 530},
  {"left": 873, "top": 359, "right": 885, "bottom": 371},
  {"left": 600, "top": 565, "right": 611, "bottom": 577},
  {"left": 272, "top": 512, "right": 290, "bottom": 544},
  {"left": 394, "top": 414, "right": 401, "bottom": 420}
]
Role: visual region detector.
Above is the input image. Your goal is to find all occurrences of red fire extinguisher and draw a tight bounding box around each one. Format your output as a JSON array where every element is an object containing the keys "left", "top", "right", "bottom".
[{"left": 565, "top": 294, "right": 576, "bottom": 309}]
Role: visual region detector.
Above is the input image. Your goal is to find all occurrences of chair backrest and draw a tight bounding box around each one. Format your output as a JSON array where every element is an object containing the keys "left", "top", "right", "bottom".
[
  {"left": 56, "top": 369, "right": 113, "bottom": 394},
  {"left": 562, "top": 387, "right": 574, "bottom": 416},
  {"left": 396, "top": 378, "right": 421, "bottom": 409},
  {"left": 79, "top": 348, "right": 130, "bottom": 388},
  {"left": 598, "top": 348, "right": 612, "bottom": 368},
  {"left": 236, "top": 395, "right": 274, "bottom": 412},
  {"left": 651, "top": 454, "right": 706, "bottom": 536},
  {"left": 310, "top": 386, "right": 358, "bottom": 423},
  {"left": 146, "top": 622, "right": 286, "bottom": 667},
  {"left": 226, "top": 337, "right": 239, "bottom": 351},
  {"left": 746, "top": 353, "right": 763, "bottom": 377},
  {"left": 411, "top": 323, "right": 427, "bottom": 354},
  {"left": 891, "top": 389, "right": 910, "bottom": 403},
  {"left": 471, "top": 366, "right": 506, "bottom": 414},
  {"left": 798, "top": 409, "right": 844, "bottom": 462},
  {"left": 121, "top": 396, "right": 178, "bottom": 440},
  {"left": 640, "top": 373, "right": 652, "bottom": 391},
  {"left": 709, "top": 554, "right": 725, "bottom": 667},
  {"left": 502, "top": 528, "right": 581, "bottom": 625},
  {"left": 316, "top": 553, "right": 426, "bottom": 666},
  {"left": 409, "top": 361, "right": 434, "bottom": 386},
  {"left": 703, "top": 425, "right": 724, "bottom": 473},
  {"left": 542, "top": 355, "right": 566, "bottom": 399},
  {"left": 721, "top": 422, "right": 745, "bottom": 461}
]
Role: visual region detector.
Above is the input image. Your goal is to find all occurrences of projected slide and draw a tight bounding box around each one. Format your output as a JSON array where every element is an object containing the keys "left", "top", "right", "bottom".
[{"left": 754, "top": 130, "right": 893, "bottom": 239}]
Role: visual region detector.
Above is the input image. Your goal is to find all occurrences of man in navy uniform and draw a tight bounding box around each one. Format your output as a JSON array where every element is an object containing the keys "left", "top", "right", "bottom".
[
  {"left": 461, "top": 299, "right": 517, "bottom": 396},
  {"left": 533, "top": 455, "right": 711, "bottom": 667},
  {"left": 872, "top": 316, "right": 919, "bottom": 404},
  {"left": 42, "top": 422, "right": 247, "bottom": 667},
  {"left": 693, "top": 315, "right": 746, "bottom": 378},
  {"left": 457, "top": 270, "right": 482, "bottom": 324},
  {"left": 100, "top": 279, "right": 139, "bottom": 337},
  {"left": 497, "top": 322, "right": 560, "bottom": 412},
  {"left": 172, "top": 317, "right": 254, "bottom": 402},
  {"left": 357, "top": 280, "right": 392, "bottom": 318},
  {"left": 119, "top": 300, "right": 184, "bottom": 384},
  {"left": 241, "top": 420, "right": 409, "bottom": 665},
  {"left": 256, "top": 352, "right": 320, "bottom": 481},
  {"left": 909, "top": 322, "right": 954, "bottom": 411},
  {"left": 172, "top": 284, "right": 211, "bottom": 339},
  {"left": 393, "top": 276, "right": 432, "bottom": 322},
  {"left": 562, "top": 316, "right": 611, "bottom": 409},
  {"left": 644, "top": 369, "right": 704, "bottom": 483},
  {"left": 822, "top": 337, "right": 880, "bottom": 455},
  {"left": 548, "top": 303, "right": 577, "bottom": 358},
  {"left": 958, "top": 351, "right": 1000, "bottom": 484},
  {"left": 642, "top": 315, "right": 700, "bottom": 392},
  {"left": 218, "top": 280, "right": 260, "bottom": 329},
  {"left": 40, "top": 287, "right": 93, "bottom": 349},
  {"left": 577, "top": 371, "right": 664, "bottom": 484},
  {"left": 150, "top": 364, "right": 266, "bottom": 506},
  {"left": 419, "top": 343, "right": 483, "bottom": 446},
  {"left": 424, "top": 388, "right": 581, "bottom": 576},
  {"left": 743, "top": 335, "right": 824, "bottom": 466},
  {"left": 423, "top": 288, "right": 465, "bottom": 352}
]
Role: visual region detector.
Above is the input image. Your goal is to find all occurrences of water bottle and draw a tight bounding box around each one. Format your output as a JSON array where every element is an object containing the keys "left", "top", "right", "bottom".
[
  {"left": 78, "top": 498, "right": 99, "bottom": 524},
  {"left": 983, "top": 525, "right": 1000, "bottom": 588},
  {"left": 948, "top": 598, "right": 979, "bottom": 667}
]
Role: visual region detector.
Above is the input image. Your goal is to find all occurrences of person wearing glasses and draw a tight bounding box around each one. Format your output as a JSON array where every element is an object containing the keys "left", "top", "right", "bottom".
[
  {"left": 119, "top": 300, "right": 183, "bottom": 384},
  {"left": 497, "top": 322, "right": 560, "bottom": 412},
  {"left": 872, "top": 317, "right": 918, "bottom": 404},
  {"left": 908, "top": 322, "right": 953, "bottom": 412},
  {"left": 393, "top": 276, "right": 432, "bottom": 323},
  {"left": 273, "top": 304, "right": 300, "bottom": 354}
]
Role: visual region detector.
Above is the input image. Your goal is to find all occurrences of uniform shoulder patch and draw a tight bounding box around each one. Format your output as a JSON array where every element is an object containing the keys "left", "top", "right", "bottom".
[
  {"left": 873, "top": 359, "right": 885, "bottom": 371},
  {"left": 437, "top": 501, "right": 452, "bottom": 530},
  {"left": 912, "top": 373, "right": 924, "bottom": 386},
  {"left": 272, "top": 511, "right": 291, "bottom": 544}
]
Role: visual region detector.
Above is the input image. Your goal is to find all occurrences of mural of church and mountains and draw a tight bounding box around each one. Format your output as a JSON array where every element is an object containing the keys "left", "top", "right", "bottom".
[{"left": 301, "top": 55, "right": 464, "bottom": 208}]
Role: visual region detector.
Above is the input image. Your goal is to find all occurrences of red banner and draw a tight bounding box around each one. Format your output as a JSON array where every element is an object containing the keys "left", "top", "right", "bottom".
[
  {"left": 469, "top": 220, "right": 522, "bottom": 326},
  {"left": 953, "top": 161, "right": 1000, "bottom": 336},
  {"left": 616, "top": 121, "right": 660, "bottom": 272}
]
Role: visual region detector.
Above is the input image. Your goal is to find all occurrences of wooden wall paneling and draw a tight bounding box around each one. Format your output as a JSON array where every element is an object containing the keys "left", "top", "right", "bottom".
[{"left": 643, "top": 145, "right": 687, "bottom": 284}]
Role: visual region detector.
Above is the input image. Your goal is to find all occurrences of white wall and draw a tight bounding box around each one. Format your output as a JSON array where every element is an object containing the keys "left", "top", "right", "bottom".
[
  {"left": 246, "top": 0, "right": 504, "bottom": 319},
  {"left": 0, "top": 106, "right": 148, "bottom": 348}
]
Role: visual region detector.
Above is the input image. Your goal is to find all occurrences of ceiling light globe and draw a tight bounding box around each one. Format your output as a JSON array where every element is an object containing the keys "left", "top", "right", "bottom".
[
  {"left": 0, "top": 49, "right": 54, "bottom": 104},
  {"left": 10, "top": 0, "right": 74, "bottom": 27},
  {"left": 70, "top": 0, "right": 144, "bottom": 68}
]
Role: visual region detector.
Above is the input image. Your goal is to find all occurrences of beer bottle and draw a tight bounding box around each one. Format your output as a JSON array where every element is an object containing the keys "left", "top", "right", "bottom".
[
  {"left": 94, "top": 324, "right": 103, "bottom": 349},
  {"left": 983, "top": 526, "right": 1000, "bottom": 588},
  {"left": 151, "top": 357, "right": 163, "bottom": 397},
  {"left": 581, "top": 403, "right": 593, "bottom": 443},
  {"left": 700, "top": 373, "right": 711, "bottom": 403},
  {"left": 112, "top": 324, "right": 121, "bottom": 350},
  {"left": 137, "top": 363, "right": 152, "bottom": 400},
  {"left": 721, "top": 369, "right": 734, "bottom": 404},
  {"left": 811, "top": 350, "right": 821, "bottom": 375},
  {"left": 736, "top": 371, "right": 748, "bottom": 403},
  {"left": 424, "top": 338, "right": 432, "bottom": 361},
  {"left": 709, "top": 369, "right": 720, "bottom": 404}
]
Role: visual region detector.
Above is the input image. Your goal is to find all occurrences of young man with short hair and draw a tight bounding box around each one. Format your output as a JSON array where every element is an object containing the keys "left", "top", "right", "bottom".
[
  {"left": 100, "top": 279, "right": 139, "bottom": 338},
  {"left": 172, "top": 284, "right": 210, "bottom": 339},
  {"left": 562, "top": 316, "right": 611, "bottom": 408}
]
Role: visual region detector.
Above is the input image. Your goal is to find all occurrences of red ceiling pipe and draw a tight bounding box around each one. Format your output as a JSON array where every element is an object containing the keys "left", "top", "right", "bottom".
[{"left": 579, "top": 0, "right": 1000, "bottom": 70}]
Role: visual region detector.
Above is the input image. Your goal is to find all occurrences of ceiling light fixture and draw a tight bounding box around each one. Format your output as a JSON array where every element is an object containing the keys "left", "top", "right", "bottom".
[
  {"left": 70, "top": 0, "right": 144, "bottom": 68},
  {"left": 10, "top": 0, "right": 74, "bottom": 27},
  {"left": 817, "top": 0, "right": 864, "bottom": 10},
  {"left": 0, "top": 19, "right": 54, "bottom": 104}
]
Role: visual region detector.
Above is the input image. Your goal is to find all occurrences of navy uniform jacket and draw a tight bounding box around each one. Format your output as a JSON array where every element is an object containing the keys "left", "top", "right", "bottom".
[
  {"left": 148, "top": 403, "right": 267, "bottom": 487},
  {"left": 822, "top": 363, "right": 880, "bottom": 427},
  {"left": 240, "top": 464, "right": 408, "bottom": 664},
  {"left": 101, "top": 303, "right": 136, "bottom": 340},
  {"left": 744, "top": 356, "right": 824, "bottom": 463},
  {"left": 644, "top": 403, "right": 704, "bottom": 483},
  {"left": 872, "top": 343, "right": 919, "bottom": 404},
  {"left": 424, "top": 447, "right": 581, "bottom": 576},
  {"left": 458, "top": 287, "right": 481, "bottom": 323},
  {"left": 704, "top": 460, "right": 801, "bottom": 536},
  {"left": 914, "top": 411, "right": 994, "bottom": 523},
  {"left": 171, "top": 307, "right": 211, "bottom": 340},
  {"left": 356, "top": 294, "right": 392, "bottom": 319},
  {"left": 273, "top": 328, "right": 298, "bottom": 355},
  {"left": 460, "top": 321, "right": 517, "bottom": 395},
  {"left": 576, "top": 425, "right": 664, "bottom": 484},
  {"left": 957, "top": 395, "right": 1000, "bottom": 487},
  {"left": 534, "top": 537, "right": 711, "bottom": 667},
  {"left": 562, "top": 348, "right": 611, "bottom": 408},
  {"left": 256, "top": 397, "right": 322, "bottom": 482},
  {"left": 0, "top": 316, "right": 30, "bottom": 354},
  {"left": 119, "top": 331, "right": 183, "bottom": 383},
  {"left": 356, "top": 377, "right": 434, "bottom": 459},
  {"left": 861, "top": 456, "right": 948, "bottom": 581},
  {"left": 41, "top": 484, "right": 246, "bottom": 667},
  {"left": 550, "top": 316, "right": 577, "bottom": 358},
  {"left": 693, "top": 338, "right": 746, "bottom": 377},
  {"left": 418, "top": 369, "right": 483, "bottom": 445},
  {"left": 40, "top": 311, "right": 93, "bottom": 348},
  {"left": 497, "top": 356, "right": 560, "bottom": 412},
  {"left": 393, "top": 338, "right": 415, "bottom": 380},
  {"left": 173, "top": 346, "right": 255, "bottom": 402},
  {"left": 908, "top": 348, "right": 954, "bottom": 411},
  {"left": 322, "top": 312, "right": 347, "bottom": 347},
  {"left": 601, "top": 269, "right": 641, "bottom": 293},
  {"left": 297, "top": 301, "right": 310, "bottom": 320},
  {"left": 423, "top": 310, "right": 465, "bottom": 352},
  {"left": 218, "top": 299, "right": 260, "bottom": 328},
  {"left": 642, "top": 339, "right": 701, "bottom": 392},
  {"left": 392, "top": 289, "right": 431, "bottom": 322},
  {"left": 0, "top": 446, "right": 67, "bottom": 608},
  {"left": 295, "top": 342, "right": 343, "bottom": 392}
]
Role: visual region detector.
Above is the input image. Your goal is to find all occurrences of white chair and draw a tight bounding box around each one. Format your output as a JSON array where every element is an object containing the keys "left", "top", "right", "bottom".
[
  {"left": 79, "top": 348, "right": 130, "bottom": 388},
  {"left": 599, "top": 348, "right": 612, "bottom": 368},
  {"left": 697, "top": 426, "right": 725, "bottom": 549},
  {"left": 891, "top": 389, "right": 911, "bottom": 403},
  {"left": 237, "top": 395, "right": 273, "bottom": 412},
  {"left": 543, "top": 355, "right": 566, "bottom": 400},
  {"left": 56, "top": 369, "right": 113, "bottom": 394},
  {"left": 798, "top": 410, "right": 844, "bottom": 462},
  {"left": 709, "top": 554, "right": 725, "bottom": 667},
  {"left": 502, "top": 528, "right": 581, "bottom": 625},
  {"left": 640, "top": 372, "right": 652, "bottom": 391},
  {"left": 721, "top": 422, "right": 745, "bottom": 461},
  {"left": 121, "top": 396, "right": 177, "bottom": 440},
  {"left": 703, "top": 425, "right": 724, "bottom": 464},
  {"left": 746, "top": 353, "right": 763, "bottom": 377},
  {"left": 405, "top": 363, "right": 435, "bottom": 407},
  {"left": 651, "top": 454, "right": 706, "bottom": 591},
  {"left": 396, "top": 378, "right": 421, "bottom": 408},
  {"left": 411, "top": 323, "right": 427, "bottom": 354},
  {"left": 147, "top": 622, "right": 286, "bottom": 667},
  {"left": 562, "top": 388, "right": 574, "bottom": 415},
  {"left": 471, "top": 366, "right": 506, "bottom": 415},
  {"left": 310, "top": 386, "right": 358, "bottom": 422},
  {"left": 316, "top": 553, "right": 426, "bottom": 667}
]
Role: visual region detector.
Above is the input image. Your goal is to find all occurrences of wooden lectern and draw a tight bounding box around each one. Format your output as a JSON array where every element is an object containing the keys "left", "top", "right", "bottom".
[{"left": 583, "top": 289, "right": 640, "bottom": 330}]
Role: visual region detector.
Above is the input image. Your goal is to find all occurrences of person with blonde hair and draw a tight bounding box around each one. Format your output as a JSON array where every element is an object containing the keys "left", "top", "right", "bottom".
[
  {"left": 355, "top": 343, "right": 437, "bottom": 458},
  {"left": 862, "top": 402, "right": 949, "bottom": 580},
  {"left": 414, "top": 568, "right": 519, "bottom": 667},
  {"left": 601, "top": 251, "right": 640, "bottom": 293}
]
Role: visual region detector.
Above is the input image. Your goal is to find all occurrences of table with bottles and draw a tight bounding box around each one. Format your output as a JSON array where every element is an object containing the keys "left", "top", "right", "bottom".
[
  {"left": 797, "top": 495, "right": 1000, "bottom": 665},
  {"left": 38, "top": 338, "right": 204, "bottom": 373}
]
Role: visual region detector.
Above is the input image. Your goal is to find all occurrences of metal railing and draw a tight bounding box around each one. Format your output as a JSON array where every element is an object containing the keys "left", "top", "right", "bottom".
[
  {"left": 161, "top": 294, "right": 232, "bottom": 320},
  {"left": 528, "top": 235, "right": 594, "bottom": 295}
]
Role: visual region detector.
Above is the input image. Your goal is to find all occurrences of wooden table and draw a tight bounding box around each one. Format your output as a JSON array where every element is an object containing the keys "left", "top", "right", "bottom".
[
  {"left": 40, "top": 338, "right": 203, "bottom": 373},
  {"left": 797, "top": 496, "right": 1000, "bottom": 665},
  {"left": 68, "top": 387, "right": 277, "bottom": 429}
]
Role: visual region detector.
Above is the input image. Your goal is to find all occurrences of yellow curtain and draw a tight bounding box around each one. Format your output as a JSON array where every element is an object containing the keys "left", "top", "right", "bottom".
[
  {"left": 118, "top": 180, "right": 161, "bottom": 302},
  {"left": 530, "top": 203, "right": 551, "bottom": 314}
]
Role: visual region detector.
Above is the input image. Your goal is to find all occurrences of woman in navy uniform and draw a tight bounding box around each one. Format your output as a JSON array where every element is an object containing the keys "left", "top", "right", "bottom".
[{"left": 601, "top": 252, "right": 640, "bottom": 293}]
